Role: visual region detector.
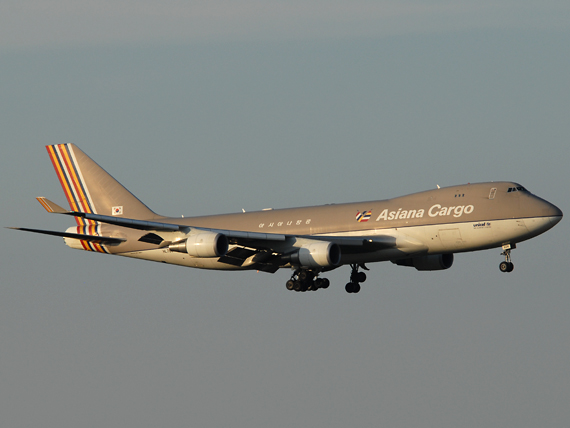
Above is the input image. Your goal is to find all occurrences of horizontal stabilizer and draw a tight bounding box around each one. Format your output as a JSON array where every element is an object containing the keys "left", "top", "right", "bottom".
[
  {"left": 36, "top": 197, "right": 68, "bottom": 213},
  {"left": 8, "top": 227, "right": 126, "bottom": 245}
]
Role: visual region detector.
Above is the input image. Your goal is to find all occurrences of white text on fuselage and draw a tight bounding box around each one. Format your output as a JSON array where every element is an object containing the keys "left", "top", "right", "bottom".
[
  {"left": 256, "top": 204, "right": 475, "bottom": 229},
  {"left": 259, "top": 219, "right": 312, "bottom": 228},
  {"left": 376, "top": 204, "right": 474, "bottom": 221}
]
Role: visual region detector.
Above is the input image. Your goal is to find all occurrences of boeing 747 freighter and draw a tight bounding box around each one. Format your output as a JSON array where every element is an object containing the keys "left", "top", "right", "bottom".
[{"left": 11, "top": 144, "right": 563, "bottom": 293}]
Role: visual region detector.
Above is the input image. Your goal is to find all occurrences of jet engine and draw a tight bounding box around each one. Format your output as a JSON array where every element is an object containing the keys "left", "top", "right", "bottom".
[
  {"left": 169, "top": 232, "right": 229, "bottom": 258},
  {"left": 287, "top": 242, "right": 342, "bottom": 268},
  {"left": 392, "top": 253, "right": 454, "bottom": 271}
]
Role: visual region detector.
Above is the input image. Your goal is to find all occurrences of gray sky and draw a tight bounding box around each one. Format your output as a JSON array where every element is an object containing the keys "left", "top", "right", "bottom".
[{"left": 1, "top": 2, "right": 569, "bottom": 427}]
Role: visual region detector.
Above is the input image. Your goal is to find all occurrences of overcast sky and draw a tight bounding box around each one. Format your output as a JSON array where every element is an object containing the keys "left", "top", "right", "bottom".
[{"left": 1, "top": 2, "right": 569, "bottom": 428}]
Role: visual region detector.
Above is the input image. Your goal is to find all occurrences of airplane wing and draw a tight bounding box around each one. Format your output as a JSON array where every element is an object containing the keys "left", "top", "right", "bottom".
[
  {"left": 30, "top": 197, "right": 426, "bottom": 272},
  {"left": 53, "top": 204, "right": 399, "bottom": 251},
  {"left": 36, "top": 197, "right": 289, "bottom": 241}
]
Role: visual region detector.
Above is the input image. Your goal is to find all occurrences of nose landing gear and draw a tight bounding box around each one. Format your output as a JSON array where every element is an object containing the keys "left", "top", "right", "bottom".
[{"left": 499, "top": 244, "right": 515, "bottom": 273}]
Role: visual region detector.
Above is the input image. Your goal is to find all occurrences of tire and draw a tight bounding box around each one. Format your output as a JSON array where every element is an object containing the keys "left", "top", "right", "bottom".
[{"left": 499, "top": 261, "right": 510, "bottom": 272}]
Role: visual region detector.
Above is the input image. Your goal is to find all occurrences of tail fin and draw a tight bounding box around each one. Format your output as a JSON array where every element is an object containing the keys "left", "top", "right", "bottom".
[{"left": 46, "top": 144, "right": 159, "bottom": 223}]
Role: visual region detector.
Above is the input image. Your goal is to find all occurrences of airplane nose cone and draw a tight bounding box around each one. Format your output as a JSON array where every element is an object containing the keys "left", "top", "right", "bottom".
[
  {"left": 549, "top": 204, "right": 563, "bottom": 226},
  {"left": 542, "top": 200, "right": 563, "bottom": 226}
]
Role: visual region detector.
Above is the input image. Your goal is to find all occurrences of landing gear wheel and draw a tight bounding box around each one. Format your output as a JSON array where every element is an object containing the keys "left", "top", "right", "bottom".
[
  {"left": 286, "top": 270, "right": 330, "bottom": 292},
  {"left": 499, "top": 245, "right": 515, "bottom": 273},
  {"left": 345, "top": 282, "right": 361, "bottom": 293},
  {"left": 499, "top": 261, "right": 514, "bottom": 272},
  {"left": 298, "top": 270, "right": 314, "bottom": 282},
  {"left": 346, "top": 264, "right": 366, "bottom": 293}
]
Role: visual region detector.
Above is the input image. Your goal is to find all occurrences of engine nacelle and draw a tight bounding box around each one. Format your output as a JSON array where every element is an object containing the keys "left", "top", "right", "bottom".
[
  {"left": 289, "top": 242, "right": 341, "bottom": 268},
  {"left": 170, "top": 232, "right": 229, "bottom": 258},
  {"left": 393, "top": 253, "right": 454, "bottom": 271}
]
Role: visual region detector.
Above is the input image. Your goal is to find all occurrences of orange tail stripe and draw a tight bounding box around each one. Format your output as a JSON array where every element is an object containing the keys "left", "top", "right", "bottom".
[
  {"left": 47, "top": 146, "right": 78, "bottom": 213},
  {"left": 58, "top": 146, "right": 92, "bottom": 216}
]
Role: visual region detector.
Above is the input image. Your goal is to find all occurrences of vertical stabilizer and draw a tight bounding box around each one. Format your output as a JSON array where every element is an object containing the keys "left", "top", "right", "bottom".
[{"left": 46, "top": 144, "right": 159, "bottom": 223}]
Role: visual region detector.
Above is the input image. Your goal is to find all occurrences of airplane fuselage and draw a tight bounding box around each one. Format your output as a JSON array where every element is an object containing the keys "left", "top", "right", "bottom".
[{"left": 110, "top": 182, "right": 561, "bottom": 270}]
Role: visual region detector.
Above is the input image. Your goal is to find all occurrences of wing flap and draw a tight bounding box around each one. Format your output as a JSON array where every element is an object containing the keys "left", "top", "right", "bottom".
[{"left": 311, "top": 235, "right": 397, "bottom": 249}]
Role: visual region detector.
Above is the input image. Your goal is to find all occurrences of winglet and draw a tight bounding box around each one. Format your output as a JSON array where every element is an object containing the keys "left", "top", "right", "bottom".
[{"left": 36, "top": 197, "right": 68, "bottom": 214}]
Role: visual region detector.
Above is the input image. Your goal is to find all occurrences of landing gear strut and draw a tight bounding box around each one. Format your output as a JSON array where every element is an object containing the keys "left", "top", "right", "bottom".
[
  {"left": 345, "top": 263, "right": 367, "bottom": 293},
  {"left": 499, "top": 244, "right": 515, "bottom": 273},
  {"left": 286, "top": 269, "right": 330, "bottom": 292}
]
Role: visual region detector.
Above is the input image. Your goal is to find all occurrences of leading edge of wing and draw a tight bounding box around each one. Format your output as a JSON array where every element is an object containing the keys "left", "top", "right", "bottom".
[
  {"left": 73, "top": 212, "right": 288, "bottom": 242},
  {"left": 37, "top": 199, "right": 288, "bottom": 242},
  {"left": 35, "top": 199, "right": 420, "bottom": 252},
  {"left": 66, "top": 211, "right": 397, "bottom": 249}
]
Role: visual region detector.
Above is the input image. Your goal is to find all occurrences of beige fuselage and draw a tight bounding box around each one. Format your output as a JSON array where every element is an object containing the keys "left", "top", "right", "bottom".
[{"left": 99, "top": 182, "right": 561, "bottom": 270}]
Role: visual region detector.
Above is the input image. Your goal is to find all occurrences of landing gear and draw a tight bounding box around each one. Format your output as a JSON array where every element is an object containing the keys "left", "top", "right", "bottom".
[
  {"left": 285, "top": 269, "right": 329, "bottom": 292},
  {"left": 499, "top": 261, "right": 514, "bottom": 273},
  {"left": 345, "top": 264, "right": 367, "bottom": 293},
  {"left": 345, "top": 282, "right": 361, "bottom": 293},
  {"left": 499, "top": 244, "right": 515, "bottom": 273}
]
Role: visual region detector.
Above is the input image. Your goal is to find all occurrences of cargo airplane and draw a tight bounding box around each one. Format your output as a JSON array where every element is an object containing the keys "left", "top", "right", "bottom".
[{"left": 11, "top": 144, "right": 563, "bottom": 293}]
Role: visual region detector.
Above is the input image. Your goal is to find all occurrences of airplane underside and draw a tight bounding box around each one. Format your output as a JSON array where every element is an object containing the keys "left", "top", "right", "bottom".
[{"left": 114, "top": 216, "right": 560, "bottom": 293}]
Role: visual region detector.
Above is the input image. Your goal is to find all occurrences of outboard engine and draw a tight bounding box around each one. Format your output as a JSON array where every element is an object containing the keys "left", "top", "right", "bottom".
[{"left": 169, "top": 232, "right": 229, "bottom": 258}]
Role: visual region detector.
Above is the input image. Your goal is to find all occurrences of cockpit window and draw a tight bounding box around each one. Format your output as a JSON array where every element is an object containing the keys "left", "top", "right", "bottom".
[{"left": 507, "top": 186, "right": 528, "bottom": 193}]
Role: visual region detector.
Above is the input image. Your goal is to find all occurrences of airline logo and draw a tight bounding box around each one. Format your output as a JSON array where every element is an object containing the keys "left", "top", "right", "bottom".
[
  {"left": 356, "top": 210, "right": 372, "bottom": 222},
  {"left": 376, "top": 204, "right": 475, "bottom": 221}
]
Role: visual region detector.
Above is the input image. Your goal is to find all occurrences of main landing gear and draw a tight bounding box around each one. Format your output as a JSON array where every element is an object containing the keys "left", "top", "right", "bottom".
[
  {"left": 499, "top": 244, "right": 515, "bottom": 273},
  {"left": 345, "top": 263, "right": 368, "bottom": 294},
  {"left": 285, "top": 264, "right": 370, "bottom": 293},
  {"left": 286, "top": 269, "right": 330, "bottom": 292}
]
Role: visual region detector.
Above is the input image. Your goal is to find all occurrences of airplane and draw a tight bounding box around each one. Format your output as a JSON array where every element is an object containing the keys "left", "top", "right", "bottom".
[{"left": 11, "top": 144, "right": 563, "bottom": 293}]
